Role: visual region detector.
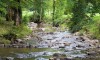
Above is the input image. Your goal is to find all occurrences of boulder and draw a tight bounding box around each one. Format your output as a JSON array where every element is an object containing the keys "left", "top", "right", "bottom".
[
  {"left": 0, "top": 57, "right": 2, "bottom": 60},
  {"left": 0, "top": 44, "right": 4, "bottom": 48},
  {"left": 49, "top": 58, "right": 54, "bottom": 60},
  {"left": 6, "top": 57, "right": 14, "bottom": 60},
  {"left": 63, "top": 42, "right": 71, "bottom": 46},
  {"left": 35, "top": 57, "right": 48, "bottom": 60},
  {"left": 53, "top": 53, "right": 61, "bottom": 58},
  {"left": 76, "top": 36, "right": 85, "bottom": 42},
  {"left": 49, "top": 58, "right": 72, "bottom": 60}
]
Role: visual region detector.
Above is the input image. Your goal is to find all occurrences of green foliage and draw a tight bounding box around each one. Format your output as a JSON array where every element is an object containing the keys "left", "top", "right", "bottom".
[
  {"left": 0, "top": 0, "right": 100, "bottom": 42},
  {"left": 54, "top": 15, "right": 71, "bottom": 26},
  {"left": 67, "top": 0, "right": 100, "bottom": 39},
  {"left": 65, "top": 0, "right": 75, "bottom": 14},
  {"left": 0, "top": 21, "right": 13, "bottom": 35},
  {"left": 0, "top": 20, "right": 32, "bottom": 43},
  {"left": 0, "top": 37, "right": 11, "bottom": 44},
  {"left": 0, "top": 0, "right": 6, "bottom": 19},
  {"left": 22, "top": 11, "right": 33, "bottom": 24},
  {"left": 10, "top": 25, "right": 32, "bottom": 38},
  {"left": 52, "top": 0, "right": 67, "bottom": 26},
  {"left": 86, "top": 15, "right": 100, "bottom": 39},
  {"left": 69, "top": 0, "right": 87, "bottom": 32}
]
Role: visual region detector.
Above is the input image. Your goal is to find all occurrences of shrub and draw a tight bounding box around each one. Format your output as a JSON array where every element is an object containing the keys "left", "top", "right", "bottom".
[
  {"left": 10, "top": 25, "right": 32, "bottom": 38},
  {"left": 81, "top": 15, "right": 100, "bottom": 39},
  {"left": 0, "top": 37, "right": 11, "bottom": 44},
  {"left": 22, "top": 11, "right": 33, "bottom": 25}
]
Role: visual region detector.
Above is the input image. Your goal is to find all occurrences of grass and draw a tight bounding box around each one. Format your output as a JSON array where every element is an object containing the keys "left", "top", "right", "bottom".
[
  {"left": 0, "top": 20, "right": 32, "bottom": 44},
  {"left": 0, "top": 20, "right": 13, "bottom": 35},
  {"left": 79, "top": 14, "right": 100, "bottom": 40},
  {"left": 0, "top": 37, "right": 11, "bottom": 44},
  {"left": 0, "top": 10, "right": 33, "bottom": 44},
  {"left": 10, "top": 25, "right": 32, "bottom": 38},
  {"left": 88, "top": 15, "right": 100, "bottom": 39}
]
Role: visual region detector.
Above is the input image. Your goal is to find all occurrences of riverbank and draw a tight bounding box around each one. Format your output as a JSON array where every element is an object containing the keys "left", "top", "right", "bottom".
[{"left": 0, "top": 22, "right": 100, "bottom": 60}]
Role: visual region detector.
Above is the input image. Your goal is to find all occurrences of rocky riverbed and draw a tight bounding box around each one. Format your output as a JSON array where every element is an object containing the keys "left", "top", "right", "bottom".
[{"left": 0, "top": 22, "right": 100, "bottom": 60}]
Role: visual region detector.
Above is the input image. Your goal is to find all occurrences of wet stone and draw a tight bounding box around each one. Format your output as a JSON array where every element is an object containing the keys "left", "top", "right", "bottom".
[
  {"left": 0, "top": 57, "right": 2, "bottom": 60},
  {"left": 87, "top": 51, "right": 97, "bottom": 56},
  {"left": 0, "top": 44, "right": 4, "bottom": 48},
  {"left": 59, "top": 46, "right": 65, "bottom": 48},
  {"left": 6, "top": 57, "right": 14, "bottom": 60},
  {"left": 35, "top": 57, "right": 48, "bottom": 60},
  {"left": 53, "top": 53, "right": 60, "bottom": 58}
]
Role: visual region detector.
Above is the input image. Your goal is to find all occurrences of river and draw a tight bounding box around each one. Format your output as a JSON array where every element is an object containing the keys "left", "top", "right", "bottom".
[{"left": 0, "top": 23, "right": 100, "bottom": 60}]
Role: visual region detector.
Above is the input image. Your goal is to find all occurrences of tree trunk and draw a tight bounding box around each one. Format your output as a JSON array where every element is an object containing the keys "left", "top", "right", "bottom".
[
  {"left": 13, "top": 0, "right": 22, "bottom": 26},
  {"left": 6, "top": 6, "right": 14, "bottom": 21},
  {"left": 52, "top": 0, "right": 56, "bottom": 26},
  {"left": 40, "top": 0, "right": 42, "bottom": 22}
]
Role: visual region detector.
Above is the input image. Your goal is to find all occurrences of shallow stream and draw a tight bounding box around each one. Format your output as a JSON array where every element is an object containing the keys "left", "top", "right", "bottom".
[{"left": 0, "top": 30, "right": 100, "bottom": 60}]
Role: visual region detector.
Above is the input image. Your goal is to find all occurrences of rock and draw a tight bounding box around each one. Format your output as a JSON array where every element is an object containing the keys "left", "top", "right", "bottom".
[
  {"left": 35, "top": 57, "right": 48, "bottom": 60},
  {"left": 49, "top": 58, "right": 72, "bottom": 60},
  {"left": 18, "top": 44, "right": 27, "bottom": 48},
  {"left": 86, "top": 40, "right": 99, "bottom": 47},
  {"left": 59, "top": 46, "right": 65, "bottom": 48},
  {"left": 53, "top": 53, "right": 60, "bottom": 58},
  {"left": 4, "top": 44, "right": 11, "bottom": 48},
  {"left": 76, "top": 45, "right": 84, "bottom": 48},
  {"left": 60, "top": 58, "right": 72, "bottom": 60},
  {"left": 6, "top": 57, "right": 14, "bottom": 60},
  {"left": 92, "top": 40, "right": 99, "bottom": 46},
  {"left": 47, "top": 38, "right": 53, "bottom": 40},
  {"left": 65, "top": 46, "right": 73, "bottom": 51},
  {"left": 74, "top": 32, "right": 81, "bottom": 36},
  {"left": 97, "top": 45, "right": 100, "bottom": 48},
  {"left": 0, "top": 44, "right": 4, "bottom": 48},
  {"left": 87, "top": 51, "right": 97, "bottom": 56},
  {"left": 0, "top": 57, "right": 2, "bottom": 60},
  {"left": 28, "top": 22, "right": 37, "bottom": 29},
  {"left": 43, "top": 51, "right": 53, "bottom": 56},
  {"left": 76, "top": 36, "right": 85, "bottom": 42},
  {"left": 63, "top": 43, "right": 71, "bottom": 46},
  {"left": 16, "top": 54, "right": 29, "bottom": 58},
  {"left": 52, "top": 37, "right": 58, "bottom": 39},
  {"left": 41, "top": 28, "right": 46, "bottom": 31},
  {"left": 47, "top": 32, "right": 54, "bottom": 34},
  {"left": 12, "top": 44, "right": 19, "bottom": 48},
  {"left": 65, "top": 35, "right": 72, "bottom": 38},
  {"left": 49, "top": 58, "right": 54, "bottom": 60},
  {"left": 13, "top": 39, "right": 24, "bottom": 44}
]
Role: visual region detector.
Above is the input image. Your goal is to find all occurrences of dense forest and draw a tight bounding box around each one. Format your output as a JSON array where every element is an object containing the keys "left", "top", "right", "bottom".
[{"left": 0, "top": 0, "right": 100, "bottom": 44}]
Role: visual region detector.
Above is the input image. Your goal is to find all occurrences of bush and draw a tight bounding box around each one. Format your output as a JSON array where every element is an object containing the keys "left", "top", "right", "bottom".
[
  {"left": 22, "top": 15, "right": 31, "bottom": 24},
  {"left": 10, "top": 25, "right": 32, "bottom": 38},
  {"left": 22, "top": 11, "right": 33, "bottom": 25},
  {"left": 88, "top": 15, "right": 100, "bottom": 39},
  {"left": 0, "top": 20, "right": 32, "bottom": 43},
  {"left": 81, "top": 15, "right": 100, "bottom": 39},
  {"left": 0, "top": 37, "right": 11, "bottom": 44},
  {"left": 0, "top": 21, "right": 13, "bottom": 36}
]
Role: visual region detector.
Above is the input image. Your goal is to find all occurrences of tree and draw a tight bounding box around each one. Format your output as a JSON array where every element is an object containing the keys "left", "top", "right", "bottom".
[
  {"left": 69, "top": 0, "right": 87, "bottom": 32},
  {"left": 33, "top": 0, "right": 45, "bottom": 24},
  {"left": 52, "top": 0, "right": 56, "bottom": 26},
  {"left": 0, "top": 0, "right": 6, "bottom": 20},
  {"left": 13, "top": 0, "right": 22, "bottom": 26},
  {"left": 6, "top": 0, "right": 22, "bottom": 26},
  {"left": 52, "top": 0, "right": 67, "bottom": 26}
]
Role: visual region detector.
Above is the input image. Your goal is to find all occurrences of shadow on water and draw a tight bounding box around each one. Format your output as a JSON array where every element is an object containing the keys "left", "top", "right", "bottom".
[{"left": 0, "top": 48, "right": 55, "bottom": 60}]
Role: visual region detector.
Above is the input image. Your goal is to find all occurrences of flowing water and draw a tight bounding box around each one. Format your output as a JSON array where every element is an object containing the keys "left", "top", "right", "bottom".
[{"left": 0, "top": 28, "right": 100, "bottom": 60}]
